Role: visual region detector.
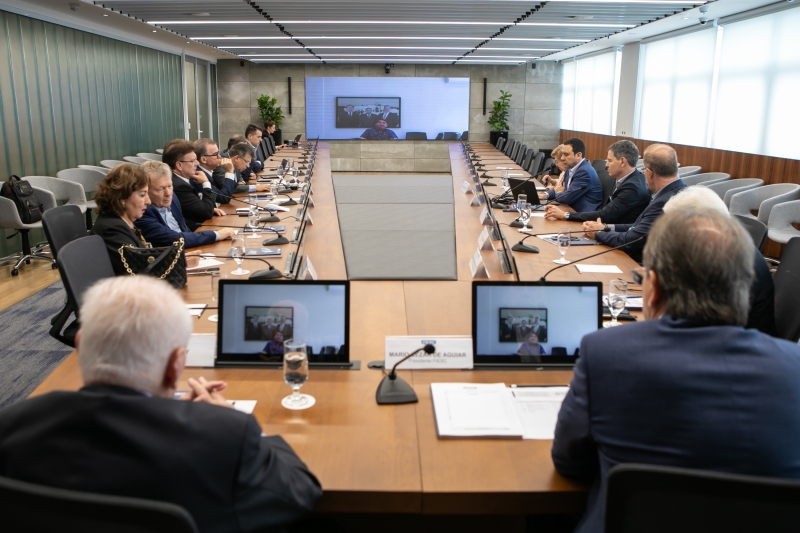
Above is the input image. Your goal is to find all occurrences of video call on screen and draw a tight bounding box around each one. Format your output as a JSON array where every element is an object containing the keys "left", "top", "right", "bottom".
[
  {"left": 474, "top": 284, "right": 600, "bottom": 358},
  {"left": 305, "top": 77, "right": 469, "bottom": 140},
  {"left": 219, "top": 283, "right": 347, "bottom": 363}
]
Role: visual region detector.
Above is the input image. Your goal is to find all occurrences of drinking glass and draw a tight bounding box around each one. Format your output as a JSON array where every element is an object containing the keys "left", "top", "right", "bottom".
[
  {"left": 519, "top": 202, "right": 531, "bottom": 230},
  {"left": 554, "top": 229, "right": 571, "bottom": 264},
  {"left": 247, "top": 210, "right": 260, "bottom": 238},
  {"left": 207, "top": 271, "right": 225, "bottom": 323},
  {"left": 230, "top": 234, "right": 249, "bottom": 275},
  {"left": 517, "top": 193, "right": 527, "bottom": 220},
  {"left": 501, "top": 168, "right": 510, "bottom": 189},
  {"left": 281, "top": 340, "right": 315, "bottom": 410},
  {"left": 269, "top": 180, "right": 278, "bottom": 197},
  {"left": 606, "top": 279, "right": 628, "bottom": 327}
]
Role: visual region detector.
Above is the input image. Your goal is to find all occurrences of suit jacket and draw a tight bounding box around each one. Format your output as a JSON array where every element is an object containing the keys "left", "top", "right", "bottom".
[
  {"left": 90, "top": 214, "right": 146, "bottom": 276},
  {"left": 198, "top": 166, "right": 235, "bottom": 205},
  {"left": 566, "top": 169, "right": 650, "bottom": 224},
  {"left": 135, "top": 197, "right": 217, "bottom": 248},
  {"left": 545, "top": 159, "right": 603, "bottom": 213},
  {"left": 379, "top": 112, "right": 399, "bottom": 128},
  {"left": 500, "top": 323, "right": 516, "bottom": 342},
  {"left": 749, "top": 248, "right": 777, "bottom": 336},
  {"left": 359, "top": 113, "right": 378, "bottom": 128},
  {"left": 240, "top": 143, "right": 264, "bottom": 180},
  {"left": 595, "top": 178, "right": 687, "bottom": 263},
  {"left": 172, "top": 173, "right": 217, "bottom": 231},
  {"left": 552, "top": 316, "right": 800, "bottom": 533},
  {"left": 337, "top": 110, "right": 359, "bottom": 128},
  {"left": 0, "top": 384, "right": 322, "bottom": 533}
]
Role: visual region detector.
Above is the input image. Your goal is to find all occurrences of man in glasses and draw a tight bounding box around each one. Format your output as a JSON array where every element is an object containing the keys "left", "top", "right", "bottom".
[
  {"left": 552, "top": 209, "right": 800, "bottom": 533},
  {"left": 163, "top": 139, "right": 224, "bottom": 230}
]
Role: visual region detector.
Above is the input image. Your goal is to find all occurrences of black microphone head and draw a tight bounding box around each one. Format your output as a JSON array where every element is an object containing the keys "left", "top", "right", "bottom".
[{"left": 423, "top": 344, "right": 435, "bottom": 354}]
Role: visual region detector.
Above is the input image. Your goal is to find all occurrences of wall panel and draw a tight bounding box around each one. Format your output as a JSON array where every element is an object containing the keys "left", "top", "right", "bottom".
[
  {"left": 0, "top": 9, "right": 184, "bottom": 257},
  {"left": 560, "top": 129, "right": 800, "bottom": 259}
]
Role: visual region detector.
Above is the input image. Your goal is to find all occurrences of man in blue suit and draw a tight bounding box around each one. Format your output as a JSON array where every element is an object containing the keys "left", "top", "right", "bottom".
[
  {"left": 583, "top": 143, "right": 686, "bottom": 263},
  {"left": 538, "top": 137, "right": 603, "bottom": 213},
  {"left": 240, "top": 124, "right": 264, "bottom": 180},
  {"left": 552, "top": 209, "right": 800, "bottom": 533},
  {"left": 135, "top": 161, "right": 235, "bottom": 248}
]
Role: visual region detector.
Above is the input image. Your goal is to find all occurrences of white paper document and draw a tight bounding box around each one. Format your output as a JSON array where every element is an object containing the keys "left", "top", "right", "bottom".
[
  {"left": 187, "top": 258, "right": 224, "bottom": 271},
  {"left": 510, "top": 386, "right": 569, "bottom": 440},
  {"left": 431, "top": 383, "right": 523, "bottom": 438},
  {"left": 186, "top": 333, "right": 216, "bottom": 367},
  {"left": 574, "top": 264, "right": 623, "bottom": 274},
  {"left": 228, "top": 400, "right": 257, "bottom": 414}
]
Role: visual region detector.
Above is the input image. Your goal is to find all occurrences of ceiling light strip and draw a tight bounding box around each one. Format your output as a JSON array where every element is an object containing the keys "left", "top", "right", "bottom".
[
  {"left": 225, "top": 46, "right": 561, "bottom": 51},
  {"left": 151, "top": 20, "right": 634, "bottom": 27},
  {"left": 193, "top": 36, "right": 590, "bottom": 42}
]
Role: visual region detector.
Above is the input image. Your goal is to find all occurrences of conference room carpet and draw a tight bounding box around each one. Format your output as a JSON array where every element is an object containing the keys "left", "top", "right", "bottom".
[
  {"left": 0, "top": 281, "right": 72, "bottom": 409},
  {"left": 333, "top": 174, "right": 457, "bottom": 280}
]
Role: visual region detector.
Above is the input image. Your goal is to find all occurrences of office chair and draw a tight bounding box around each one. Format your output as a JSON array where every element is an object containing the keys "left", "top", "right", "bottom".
[
  {"left": 434, "top": 132, "right": 444, "bottom": 140},
  {"left": 773, "top": 236, "right": 800, "bottom": 343},
  {"left": 99, "top": 160, "right": 125, "bottom": 169},
  {"left": 705, "top": 179, "right": 763, "bottom": 208},
  {"left": 57, "top": 236, "right": 115, "bottom": 310},
  {"left": 683, "top": 172, "right": 730, "bottom": 187},
  {"left": 504, "top": 139, "right": 516, "bottom": 157},
  {"left": 137, "top": 153, "right": 162, "bottom": 161},
  {"left": 733, "top": 214, "right": 768, "bottom": 251},
  {"left": 528, "top": 152, "right": 545, "bottom": 175},
  {"left": 0, "top": 187, "right": 56, "bottom": 276},
  {"left": 496, "top": 137, "right": 506, "bottom": 151},
  {"left": 405, "top": 132, "right": 427, "bottom": 140},
  {"left": 41, "top": 205, "right": 89, "bottom": 346},
  {"left": 442, "top": 132, "right": 458, "bottom": 140},
  {"left": 155, "top": 148, "right": 164, "bottom": 154},
  {"left": 605, "top": 463, "right": 800, "bottom": 533},
  {"left": 514, "top": 144, "right": 528, "bottom": 165},
  {"left": 0, "top": 476, "right": 198, "bottom": 533},
  {"left": 57, "top": 168, "right": 106, "bottom": 230},
  {"left": 520, "top": 149, "right": 534, "bottom": 172},
  {"left": 22, "top": 176, "right": 87, "bottom": 216},
  {"left": 767, "top": 200, "right": 800, "bottom": 244},
  {"left": 123, "top": 156, "right": 148, "bottom": 165},
  {"left": 677, "top": 165, "right": 702, "bottom": 177},
  {"left": 77, "top": 165, "right": 109, "bottom": 175},
  {"left": 729, "top": 184, "right": 800, "bottom": 225},
  {"left": 460, "top": 131, "right": 469, "bottom": 141},
  {"left": 597, "top": 168, "right": 615, "bottom": 205}
]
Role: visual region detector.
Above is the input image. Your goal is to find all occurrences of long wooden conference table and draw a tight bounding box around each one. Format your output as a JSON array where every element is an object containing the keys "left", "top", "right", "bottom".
[{"left": 31, "top": 142, "right": 642, "bottom": 527}]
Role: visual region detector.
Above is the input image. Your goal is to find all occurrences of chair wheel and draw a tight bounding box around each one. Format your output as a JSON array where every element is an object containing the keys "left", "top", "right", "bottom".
[
  {"left": 52, "top": 262, "right": 58, "bottom": 269},
  {"left": 11, "top": 269, "right": 19, "bottom": 276}
]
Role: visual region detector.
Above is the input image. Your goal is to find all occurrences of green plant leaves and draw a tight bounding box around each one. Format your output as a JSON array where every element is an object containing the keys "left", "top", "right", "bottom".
[
  {"left": 487, "top": 90, "right": 511, "bottom": 132},
  {"left": 257, "top": 94, "right": 284, "bottom": 128}
]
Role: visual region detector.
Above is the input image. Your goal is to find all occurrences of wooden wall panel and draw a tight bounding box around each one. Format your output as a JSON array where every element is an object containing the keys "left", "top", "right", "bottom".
[{"left": 559, "top": 130, "right": 798, "bottom": 258}]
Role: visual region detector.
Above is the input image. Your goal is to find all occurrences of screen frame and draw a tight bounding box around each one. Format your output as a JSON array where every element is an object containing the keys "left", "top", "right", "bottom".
[
  {"left": 335, "top": 96, "right": 402, "bottom": 129},
  {"left": 216, "top": 279, "right": 351, "bottom": 366},
  {"left": 471, "top": 280, "right": 603, "bottom": 367}
]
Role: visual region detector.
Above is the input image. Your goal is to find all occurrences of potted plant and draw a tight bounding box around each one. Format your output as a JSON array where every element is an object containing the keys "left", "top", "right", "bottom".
[
  {"left": 487, "top": 90, "right": 511, "bottom": 146},
  {"left": 257, "top": 95, "right": 285, "bottom": 145}
]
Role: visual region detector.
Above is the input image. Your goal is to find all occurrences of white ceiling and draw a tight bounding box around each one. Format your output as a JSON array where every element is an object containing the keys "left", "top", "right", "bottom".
[{"left": 2, "top": 0, "right": 787, "bottom": 64}]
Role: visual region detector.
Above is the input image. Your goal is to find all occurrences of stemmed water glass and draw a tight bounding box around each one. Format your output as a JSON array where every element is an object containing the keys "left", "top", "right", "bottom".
[
  {"left": 519, "top": 201, "right": 532, "bottom": 231},
  {"left": 207, "top": 271, "right": 224, "bottom": 323},
  {"left": 606, "top": 279, "right": 628, "bottom": 327},
  {"left": 554, "top": 229, "right": 571, "bottom": 264},
  {"left": 230, "top": 234, "right": 249, "bottom": 276},
  {"left": 281, "top": 339, "right": 315, "bottom": 410}
]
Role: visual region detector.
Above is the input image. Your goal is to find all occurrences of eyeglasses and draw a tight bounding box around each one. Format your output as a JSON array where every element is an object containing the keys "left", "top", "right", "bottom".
[
  {"left": 631, "top": 267, "right": 647, "bottom": 285},
  {"left": 205, "top": 152, "right": 221, "bottom": 158},
  {"left": 178, "top": 159, "right": 198, "bottom": 164}
]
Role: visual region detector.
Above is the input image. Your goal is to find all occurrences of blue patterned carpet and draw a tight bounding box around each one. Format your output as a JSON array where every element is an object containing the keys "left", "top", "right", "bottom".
[{"left": 0, "top": 281, "right": 73, "bottom": 410}]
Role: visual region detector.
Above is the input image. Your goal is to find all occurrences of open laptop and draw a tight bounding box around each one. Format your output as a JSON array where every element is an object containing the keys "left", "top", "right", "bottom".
[
  {"left": 507, "top": 177, "right": 543, "bottom": 205},
  {"left": 216, "top": 279, "right": 352, "bottom": 368},
  {"left": 472, "top": 281, "right": 602, "bottom": 369}
]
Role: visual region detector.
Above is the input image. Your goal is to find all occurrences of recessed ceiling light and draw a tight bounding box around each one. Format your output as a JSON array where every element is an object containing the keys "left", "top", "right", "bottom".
[
  {"left": 682, "top": 16, "right": 689, "bottom": 19},
  {"left": 190, "top": 12, "right": 210, "bottom": 17},
  {"left": 103, "top": 14, "right": 108, "bottom": 17},
  {"left": 152, "top": 30, "right": 157, "bottom": 33},
  {"left": 628, "top": 32, "right": 637, "bottom": 35},
  {"left": 569, "top": 15, "right": 594, "bottom": 20}
]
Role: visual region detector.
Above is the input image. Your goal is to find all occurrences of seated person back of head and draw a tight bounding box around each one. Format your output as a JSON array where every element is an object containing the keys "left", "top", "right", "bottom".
[
  {"left": 0, "top": 276, "right": 322, "bottom": 532},
  {"left": 552, "top": 209, "right": 800, "bottom": 533}
]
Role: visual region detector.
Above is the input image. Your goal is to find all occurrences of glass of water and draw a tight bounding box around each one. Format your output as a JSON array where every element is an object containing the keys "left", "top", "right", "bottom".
[
  {"left": 208, "top": 271, "right": 225, "bottom": 323},
  {"left": 230, "top": 234, "right": 249, "bottom": 275},
  {"left": 501, "top": 168, "right": 510, "bottom": 189},
  {"left": 519, "top": 201, "right": 532, "bottom": 230},
  {"left": 517, "top": 193, "right": 527, "bottom": 222},
  {"left": 248, "top": 209, "right": 260, "bottom": 238},
  {"left": 282, "top": 339, "right": 315, "bottom": 410},
  {"left": 606, "top": 279, "right": 628, "bottom": 327},
  {"left": 554, "top": 229, "right": 571, "bottom": 264}
]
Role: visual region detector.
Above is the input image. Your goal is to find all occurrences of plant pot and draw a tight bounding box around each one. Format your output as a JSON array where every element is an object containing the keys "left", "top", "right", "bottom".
[
  {"left": 270, "top": 128, "right": 283, "bottom": 146},
  {"left": 489, "top": 131, "right": 508, "bottom": 146}
]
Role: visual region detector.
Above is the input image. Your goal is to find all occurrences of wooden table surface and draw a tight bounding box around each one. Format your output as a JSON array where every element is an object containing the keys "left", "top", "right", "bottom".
[{"left": 28, "top": 141, "right": 654, "bottom": 518}]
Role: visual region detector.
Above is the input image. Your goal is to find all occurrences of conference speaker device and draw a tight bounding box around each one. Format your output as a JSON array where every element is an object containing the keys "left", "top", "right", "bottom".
[{"left": 376, "top": 344, "right": 435, "bottom": 405}]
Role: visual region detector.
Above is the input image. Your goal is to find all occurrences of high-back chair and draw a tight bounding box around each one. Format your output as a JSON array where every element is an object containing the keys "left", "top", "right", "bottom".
[
  {"left": 57, "top": 168, "right": 106, "bottom": 230},
  {"left": 766, "top": 200, "right": 800, "bottom": 244},
  {"left": 683, "top": 172, "right": 731, "bottom": 187},
  {"left": 705, "top": 178, "right": 763, "bottom": 207},
  {"left": 0, "top": 186, "right": 56, "bottom": 276},
  {"left": 729, "top": 183, "right": 800, "bottom": 225}
]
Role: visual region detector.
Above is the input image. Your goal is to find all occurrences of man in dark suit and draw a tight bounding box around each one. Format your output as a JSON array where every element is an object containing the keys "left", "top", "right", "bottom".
[
  {"left": 337, "top": 105, "right": 359, "bottom": 128},
  {"left": 500, "top": 316, "right": 516, "bottom": 342},
  {"left": 163, "top": 139, "right": 223, "bottom": 231},
  {"left": 545, "top": 140, "right": 650, "bottom": 224},
  {"left": 538, "top": 138, "right": 603, "bottom": 213},
  {"left": 583, "top": 143, "right": 687, "bottom": 263},
  {"left": 379, "top": 105, "right": 399, "bottom": 128},
  {"left": 552, "top": 209, "right": 800, "bottom": 533},
  {"left": 359, "top": 107, "right": 378, "bottom": 128},
  {"left": 135, "top": 160, "right": 235, "bottom": 248},
  {"left": 0, "top": 276, "right": 322, "bottom": 532},
  {"left": 241, "top": 124, "right": 265, "bottom": 180}
]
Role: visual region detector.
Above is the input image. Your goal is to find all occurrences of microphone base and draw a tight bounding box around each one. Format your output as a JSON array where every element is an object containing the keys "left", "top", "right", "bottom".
[
  {"left": 481, "top": 180, "right": 497, "bottom": 187},
  {"left": 249, "top": 268, "right": 282, "bottom": 280},
  {"left": 279, "top": 199, "right": 298, "bottom": 206},
  {"left": 259, "top": 215, "right": 279, "bottom": 223},
  {"left": 278, "top": 188, "right": 293, "bottom": 194},
  {"left": 262, "top": 236, "right": 290, "bottom": 245},
  {"left": 511, "top": 243, "right": 540, "bottom": 254},
  {"left": 376, "top": 375, "right": 418, "bottom": 405},
  {"left": 509, "top": 220, "right": 524, "bottom": 228}
]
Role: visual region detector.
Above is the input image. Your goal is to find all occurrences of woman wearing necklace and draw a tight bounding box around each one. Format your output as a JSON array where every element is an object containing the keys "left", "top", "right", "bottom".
[{"left": 91, "top": 163, "right": 151, "bottom": 276}]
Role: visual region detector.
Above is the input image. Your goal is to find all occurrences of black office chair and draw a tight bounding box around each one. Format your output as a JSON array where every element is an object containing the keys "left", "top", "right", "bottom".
[
  {"left": 541, "top": 157, "right": 555, "bottom": 176},
  {"left": 504, "top": 139, "right": 516, "bottom": 157},
  {"left": 605, "top": 463, "right": 800, "bottom": 533},
  {"left": 42, "top": 205, "right": 90, "bottom": 346},
  {"left": 598, "top": 168, "right": 615, "bottom": 206},
  {"left": 733, "top": 214, "right": 768, "bottom": 251},
  {"left": 0, "top": 476, "right": 198, "bottom": 533},
  {"left": 773, "top": 236, "right": 800, "bottom": 343},
  {"left": 442, "top": 132, "right": 458, "bottom": 140},
  {"left": 528, "top": 152, "right": 545, "bottom": 175},
  {"left": 460, "top": 131, "right": 469, "bottom": 141},
  {"left": 434, "top": 132, "right": 444, "bottom": 140},
  {"left": 405, "top": 132, "right": 427, "bottom": 140},
  {"left": 520, "top": 149, "right": 533, "bottom": 172},
  {"left": 496, "top": 137, "right": 506, "bottom": 151},
  {"left": 550, "top": 347, "right": 567, "bottom": 356}
]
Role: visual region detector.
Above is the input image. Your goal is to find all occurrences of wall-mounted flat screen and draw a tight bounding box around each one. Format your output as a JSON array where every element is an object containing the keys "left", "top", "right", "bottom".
[{"left": 306, "top": 77, "right": 469, "bottom": 140}]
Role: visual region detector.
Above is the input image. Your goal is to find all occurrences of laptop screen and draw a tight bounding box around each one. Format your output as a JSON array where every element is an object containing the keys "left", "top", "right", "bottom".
[
  {"left": 472, "top": 281, "right": 602, "bottom": 367},
  {"left": 217, "top": 280, "right": 349, "bottom": 366}
]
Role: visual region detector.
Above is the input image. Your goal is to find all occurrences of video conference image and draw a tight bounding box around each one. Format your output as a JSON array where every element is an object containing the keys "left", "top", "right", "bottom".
[
  {"left": 475, "top": 284, "right": 601, "bottom": 360},
  {"left": 306, "top": 77, "right": 469, "bottom": 140},
  {"left": 219, "top": 282, "right": 347, "bottom": 363}
]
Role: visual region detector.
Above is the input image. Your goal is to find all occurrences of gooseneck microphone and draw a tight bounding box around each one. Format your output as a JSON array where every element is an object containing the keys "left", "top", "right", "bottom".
[
  {"left": 376, "top": 344, "right": 436, "bottom": 405},
  {"left": 539, "top": 235, "right": 646, "bottom": 282},
  {"left": 190, "top": 254, "right": 283, "bottom": 279},
  {"left": 213, "top": 192, "right": 288, "bottom": 222},
  {"left": 196, "top": 224, "right": 289, "bottom": 246},
  {"left": 511, "top": 229, "right": 594, "bottom": 254}
]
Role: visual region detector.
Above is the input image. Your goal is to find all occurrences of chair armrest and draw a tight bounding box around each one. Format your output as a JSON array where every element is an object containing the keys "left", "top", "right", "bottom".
[{"left": 32, "top": 187, "right": 57, "bottom": 211}]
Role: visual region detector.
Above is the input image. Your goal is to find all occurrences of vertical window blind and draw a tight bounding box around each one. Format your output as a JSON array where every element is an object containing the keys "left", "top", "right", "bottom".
[{"left": 561, "top": 50, "right": 621, "bottom": 136}]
